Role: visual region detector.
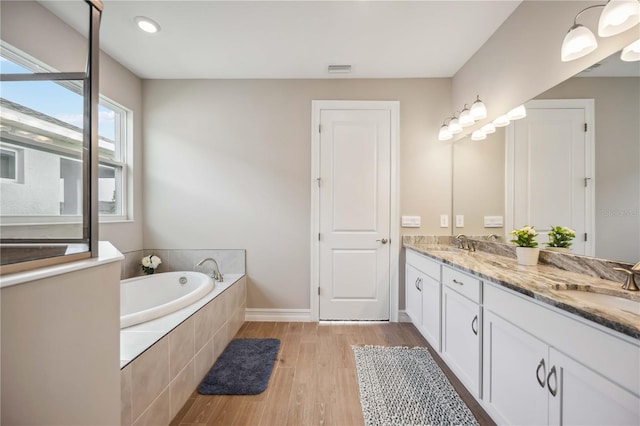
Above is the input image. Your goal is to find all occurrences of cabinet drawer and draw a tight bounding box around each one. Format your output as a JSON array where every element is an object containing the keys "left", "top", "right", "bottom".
[
  {"left": 442, "top": 265, "right": 481, "bottom": 303},
  {"left": 406, "top": 249, "right": 441, "bottom": 281}
]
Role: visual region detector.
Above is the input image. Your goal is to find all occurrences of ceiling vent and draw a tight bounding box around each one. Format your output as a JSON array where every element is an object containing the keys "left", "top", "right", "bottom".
[{"left": 328, "top": 65, "right": 352, "bottom": 73}]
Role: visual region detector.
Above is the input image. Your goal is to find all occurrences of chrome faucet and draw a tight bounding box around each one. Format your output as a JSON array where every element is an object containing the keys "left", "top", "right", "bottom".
[
  {"left": 613, "top": 262, "right": 639, "bottom": 291},
  {"left": 196, "top": 257, "right": 224, "bottom": 282},
  {"left": 456, "top": 234, "right": 476, "bottom": 251},
  {"left": 485, "top": 234, "right": 499, "bottom": 242}
]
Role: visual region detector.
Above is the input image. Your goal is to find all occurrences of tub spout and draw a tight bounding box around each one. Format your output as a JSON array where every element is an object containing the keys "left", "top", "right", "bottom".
[{"left": 196, "top": 257, "right": 224, "bottom": 282}]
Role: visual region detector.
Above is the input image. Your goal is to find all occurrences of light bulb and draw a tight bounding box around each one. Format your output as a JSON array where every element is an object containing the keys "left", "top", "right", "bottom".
[
  {"left": 621, "top": 38, "right": 640, "bottom": 61},
  {"left": 561, "top": 24, "right": 597, "bottom": 62},
  {"left": 460, "top": 107, "right": 474, "bottom": 127},
  {"left": 471, "top": 130, "right": 487, "bottom": 141},
  {"left": 493, "top": 115, "right": 511, "bottom": 127},
  {"left": 598, "top": 0, "right": 640, "bottom": 37},
  {"left": 448, "top": 117, "right": 462, "bottom": 134},
  {"left": 507, "top": 105, "right": 527, "bottom": 120},
  {"left": 438, "top": 124, "right": 453, "bottom": 141},
  {"left": 470, "top": 95, "right": 487, "bottom": 120},
  {"left": 481, "top": 123, "right": 496, "bottom": 134},
  {"left": 134, "top": 16, "right": 161, "bottom": 33}
]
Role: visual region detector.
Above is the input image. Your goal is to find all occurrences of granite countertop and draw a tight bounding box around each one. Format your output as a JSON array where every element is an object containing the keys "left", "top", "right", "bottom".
[{"left": 405, "top": 243, "right": 640, "bottom": 340}]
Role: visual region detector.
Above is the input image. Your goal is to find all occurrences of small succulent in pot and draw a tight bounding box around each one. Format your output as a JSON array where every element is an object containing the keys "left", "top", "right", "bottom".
[
  {"left": 141, "top": 254, "right": 162, "bottom": 275},
  {"left": 546, "top": 226, "right": 576, "bottom": 249},
  {"left": 510, "top": 225, "right": 539, "bottom": 248}
]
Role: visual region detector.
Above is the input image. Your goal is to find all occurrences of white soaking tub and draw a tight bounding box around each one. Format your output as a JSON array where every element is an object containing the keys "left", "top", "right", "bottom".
[{"left": 120, "top": 271, "right": 214, "bottom": 328}]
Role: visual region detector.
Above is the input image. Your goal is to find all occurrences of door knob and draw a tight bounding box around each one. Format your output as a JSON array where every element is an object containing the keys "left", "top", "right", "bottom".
[{"left": 376, "top": 238, "right": 388, "bottom": 244}]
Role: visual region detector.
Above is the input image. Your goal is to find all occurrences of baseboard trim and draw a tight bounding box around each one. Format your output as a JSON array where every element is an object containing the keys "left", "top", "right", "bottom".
[
  {"left": 245, "top": 308, "right": 313, "bottom": 322},
  {"left": 398, "top": 310, "right": 411, "bottom": 323}
]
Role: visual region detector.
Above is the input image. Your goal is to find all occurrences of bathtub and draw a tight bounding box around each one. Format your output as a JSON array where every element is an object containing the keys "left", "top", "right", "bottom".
[{"left": 120, "top": 271, "right": 214, "bottom": 328}]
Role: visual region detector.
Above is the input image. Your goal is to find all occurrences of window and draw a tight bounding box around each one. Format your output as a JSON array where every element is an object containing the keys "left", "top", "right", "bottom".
[
  {"left": 0, "top": 0, "right": 103, "bottom": 269},
  {"left": 0, "top": 48, "right": 129, "bottom": 220}
]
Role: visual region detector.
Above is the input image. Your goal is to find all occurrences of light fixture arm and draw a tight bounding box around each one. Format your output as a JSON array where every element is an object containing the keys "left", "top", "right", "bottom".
[{"left": 573, "top": 4, "right": 606, "bottom": 26}]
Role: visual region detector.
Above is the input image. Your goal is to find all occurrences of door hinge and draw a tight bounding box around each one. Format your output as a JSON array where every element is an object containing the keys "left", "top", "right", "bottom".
[
  {"left": 318, "top": 286, "right": 320, "bottom": 296},
  {"left": 319, "top": 124, "right": 322, "bottom": 133},
  {"left": 318, "top": 233, "right": 321, "bottom": 241},
  {"left": 316, "top": 177, "right": 321, "bottom": 187},
  {"left": 584, "top": 233, "right": 588, "bottom": 242},
  {"left": 584, "top": 177, "right": 591, "bottom": 187},
  {"left": 584, "top": 123, "right": 587, "bottom": 132}
]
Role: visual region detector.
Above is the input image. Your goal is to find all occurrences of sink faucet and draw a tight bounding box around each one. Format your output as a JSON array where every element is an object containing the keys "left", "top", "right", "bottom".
[
  {"left": 456, "top": 234, "right": 476, "bottom": 251},
  {"left": 613, "top": 263, "right": 639, "bottom": 291},
  {"left": 196, "top": 257, "right": 224, "bottom": 282},
  {"left": 485, "top": 234, "right": 499, "bottom": 242}
]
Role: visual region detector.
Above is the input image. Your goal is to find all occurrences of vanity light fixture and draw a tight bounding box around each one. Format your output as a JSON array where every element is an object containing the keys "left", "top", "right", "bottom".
[
  {"left": 134, "top": 16, "right": 161, "bottom": 33},
  {"left": 470, "top": 95, "right": 487, "bottom": 120},
  {"left": 481, "top": 123, "right": 496, "bottom": 134},
  {"left": 438, "top": 121, "right": 453, "bottom": 141},
  {"left": 621, "top": 38, "right": 640, "bottom": 61},
  {"left": 507, "top": 104, "right": 527, "bottom": 120},
  {"left": 448, "top": 114, "right": 463, "bottom": 135},
  {"left": 493, "top": 115, "right": 511, "bottom": 127},
  {"left": 471, "top": 130, "right": 487, "bottom": 141},
  {"left": 561, "top": 4, "right": 604, "bottom": 62},
  {"left": 598, "top": 0, "right": 640, "bottom": 37},
  {"left": 459, "top": 104, "right": 475, "bottom": 127}
]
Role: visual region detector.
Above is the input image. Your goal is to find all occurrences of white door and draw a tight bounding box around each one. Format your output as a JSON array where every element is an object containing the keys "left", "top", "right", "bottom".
[
  {"left": 508, "top": 100, "right": 593, "bottom": 255},
  {"left": 318, "top": 108, "right": 391, "bottom": 320}
]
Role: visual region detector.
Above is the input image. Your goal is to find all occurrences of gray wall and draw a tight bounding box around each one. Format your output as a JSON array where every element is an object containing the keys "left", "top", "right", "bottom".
[{"left": 142, "top": 78, "right": 452, "bottom": 310}]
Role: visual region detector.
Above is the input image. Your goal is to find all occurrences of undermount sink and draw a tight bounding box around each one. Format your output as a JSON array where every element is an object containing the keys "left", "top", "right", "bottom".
[{"left": 561, "top": 290, "right": 640, "bottom": 316}]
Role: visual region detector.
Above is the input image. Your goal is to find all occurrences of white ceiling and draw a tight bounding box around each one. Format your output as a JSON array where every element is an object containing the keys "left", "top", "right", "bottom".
[{"left": 42, "top": 0, "right": 522, "bottom": 79}]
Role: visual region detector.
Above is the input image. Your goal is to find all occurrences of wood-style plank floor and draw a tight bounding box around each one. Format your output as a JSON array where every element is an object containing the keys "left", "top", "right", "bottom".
[{"left": 170, "top": 322, "right": 495, "bottom": 426}]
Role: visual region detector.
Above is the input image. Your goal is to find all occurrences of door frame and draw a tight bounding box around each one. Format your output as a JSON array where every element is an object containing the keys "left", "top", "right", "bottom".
[
  {"left": 505, "top": 98, "right": 595, "bottom": 255},
  {"left": 310, "top": 100, "right": 400, "bottom": 322}
]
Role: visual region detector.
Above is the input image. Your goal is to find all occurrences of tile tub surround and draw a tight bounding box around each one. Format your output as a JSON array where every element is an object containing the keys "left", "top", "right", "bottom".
[
  {"left": 120, "top": 275, "right": 246, "bottom": 426},
  {"left": 121, "top": 249, "right": 245, "bottom": 279},
  {"left": 405, "top": 243, "right": 640, "bottom": 339}
]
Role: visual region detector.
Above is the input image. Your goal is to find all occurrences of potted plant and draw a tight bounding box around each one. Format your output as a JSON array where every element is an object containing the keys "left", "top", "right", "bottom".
[
  {"left": 510, "top": 225, "right": 540, "bottom": 265},
  {"left": 141, "top": 254, "right": 162, "bottom": 275},
  {"left": 546, "top": 226, "right": 575, "bottom": 253}
]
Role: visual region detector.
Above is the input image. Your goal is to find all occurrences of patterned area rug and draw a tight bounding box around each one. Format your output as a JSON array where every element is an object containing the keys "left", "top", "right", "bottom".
[{"left": 353, "top": 345, "right": 479, "bottom": 426}]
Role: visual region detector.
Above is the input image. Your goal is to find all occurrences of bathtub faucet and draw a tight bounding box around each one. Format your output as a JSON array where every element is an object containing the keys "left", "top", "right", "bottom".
[{"left": 196, "top": 258, "right": 224, "bottom": 282}]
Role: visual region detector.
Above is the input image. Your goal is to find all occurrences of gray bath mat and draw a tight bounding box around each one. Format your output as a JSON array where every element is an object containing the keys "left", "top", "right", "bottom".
[
  {"left": 198, "top": 338, "right": 280, "bottom": 395},
  {"left": 353, "top": 345, "right": 479, "bottom": 426}
]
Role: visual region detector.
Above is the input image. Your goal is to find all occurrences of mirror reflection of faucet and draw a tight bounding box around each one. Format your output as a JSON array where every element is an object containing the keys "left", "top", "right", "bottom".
[{"left": 196, "top": 257, "right": 224, "bottom": 282}]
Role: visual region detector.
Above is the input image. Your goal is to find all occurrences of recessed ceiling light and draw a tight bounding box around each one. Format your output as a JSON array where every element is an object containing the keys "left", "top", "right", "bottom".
[{"left": 134, "top": 16, "right": 161, "bottom": 34}]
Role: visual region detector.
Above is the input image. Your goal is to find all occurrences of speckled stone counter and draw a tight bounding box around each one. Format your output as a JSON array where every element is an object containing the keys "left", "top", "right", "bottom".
[{"left": 404, "top": 243, "right": 640, "bottom": 340}]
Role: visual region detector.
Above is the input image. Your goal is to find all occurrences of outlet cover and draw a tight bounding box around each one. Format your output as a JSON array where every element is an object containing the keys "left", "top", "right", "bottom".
[
  {"left": 456, "top": 215, "right": 464, "bottom": 228},
  {"left": 401, "top": 215, "right": 421, "bottom": 228},
  {"left": 440, "top": 214, "right": 449, "bottom": 228},
  {"left": 484, "top": 215, "right": 504, "bottom": 228}
]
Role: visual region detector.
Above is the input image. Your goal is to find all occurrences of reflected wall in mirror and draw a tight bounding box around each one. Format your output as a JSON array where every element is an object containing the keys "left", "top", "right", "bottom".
[{"left": 452, "top": 51, "right": 640, "bottom": 263}]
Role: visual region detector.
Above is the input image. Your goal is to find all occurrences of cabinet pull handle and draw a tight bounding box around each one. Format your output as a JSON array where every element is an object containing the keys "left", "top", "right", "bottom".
[
  {"left": 452, "top": 279, "right": 464, "bottom": 286},
  {"left": 536, "top": 359, "right": 546, "bottom": 388},
  {"left": 471, "top": 315, "right": 478, "bottom": 335},
  {"left": 547, "top": 366, "right": 558, "bottom": 397},
  {"left": 415, "top": 277, "right": 420, "bottom": 290},
  {"left": 417, "top": 277, "right": 423, "bottom": 292}
]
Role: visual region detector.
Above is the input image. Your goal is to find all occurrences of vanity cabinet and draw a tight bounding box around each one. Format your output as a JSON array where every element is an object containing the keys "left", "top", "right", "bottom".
[
  {"left": 441, "top": 266, "right": 481, "bottom": 397},
  {"left": 483, "top": 282, "right": 640, "bottom": 426},
  {"left": 405, "top": 250, "right": 441, "bottom": 350}
]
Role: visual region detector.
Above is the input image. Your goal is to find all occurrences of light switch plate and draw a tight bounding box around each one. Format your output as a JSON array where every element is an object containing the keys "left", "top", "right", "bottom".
[
  {"left": 484, "top": 215, "right": 504, "bottom": 228},
  {"left": 401, "top": 215, "right": 421, "bottom": 228},
  {"left": 440, "top": 214, "right": 449, "bottom": 228},
  {"left": 456, "top": 215, "right": 464, "bottom": 228}
]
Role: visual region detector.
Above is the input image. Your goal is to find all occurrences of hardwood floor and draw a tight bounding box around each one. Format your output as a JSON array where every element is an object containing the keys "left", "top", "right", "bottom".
[{"left": 170, "top": 322, "right": 495, "bottom": 426}]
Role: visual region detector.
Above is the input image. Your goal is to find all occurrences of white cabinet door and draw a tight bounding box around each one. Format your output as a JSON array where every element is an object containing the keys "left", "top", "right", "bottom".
[
  {"left": 420, "top": 273, "right": 441, "bottom": 351},
  {"left": 405, "top": 264, "right": 422, "bottom": 325},
  {"left": 483, "top": 311, "right": 549, "bottom": 425},
  {"left": 442, "top": 286, "right": 480, "bottom": 396},
  {"left": 548, "top": 348, "right": 640, "bottom": 426}
]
